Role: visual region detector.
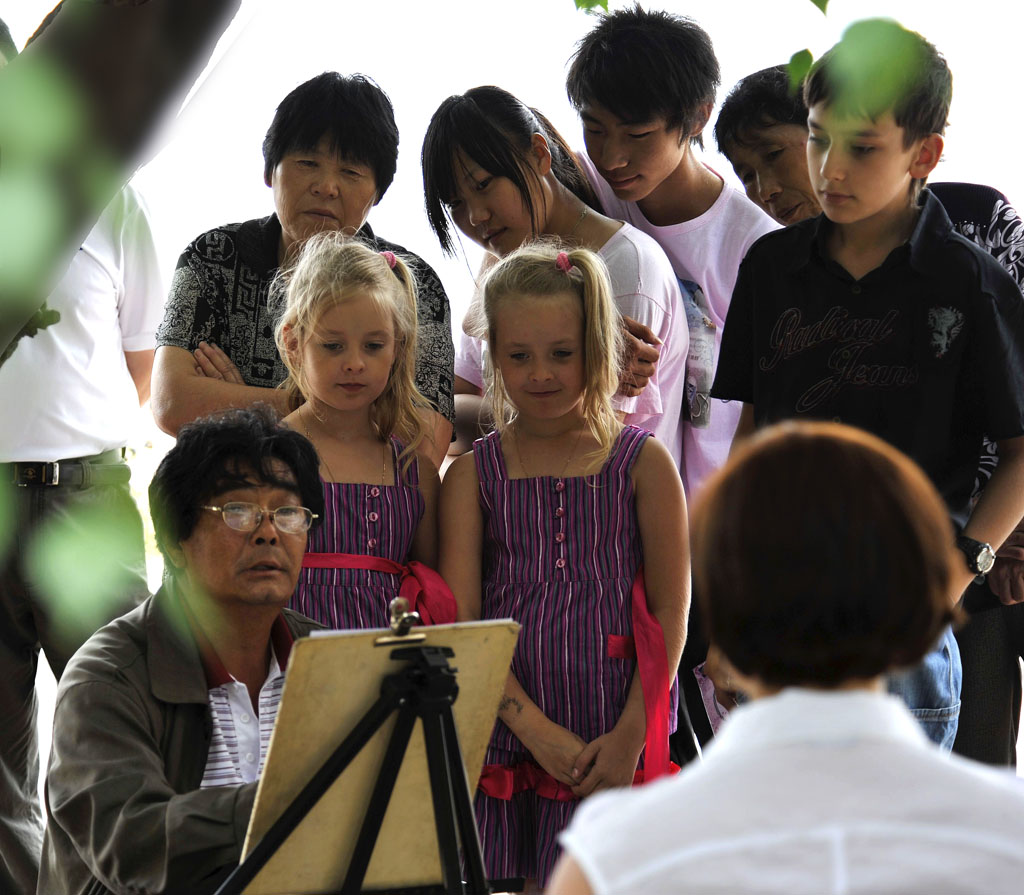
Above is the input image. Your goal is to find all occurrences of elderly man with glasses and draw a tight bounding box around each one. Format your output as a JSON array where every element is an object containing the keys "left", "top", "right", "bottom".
[{"left": 37, "top": 406, "right": 325, "bottom": 895}]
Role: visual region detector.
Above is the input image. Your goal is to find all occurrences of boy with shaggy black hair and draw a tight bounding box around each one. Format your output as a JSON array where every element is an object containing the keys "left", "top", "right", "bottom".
[
  {"left": 566, "top": 5, "right": 778, "bottom": 500},
  {"left": 712, "top": 19, "right": 1024, "bottom": 751}
]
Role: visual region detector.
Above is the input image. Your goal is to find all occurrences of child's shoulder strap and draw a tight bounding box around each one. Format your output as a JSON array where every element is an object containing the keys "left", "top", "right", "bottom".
[
  {"left": 604, "top": 425, "right": 652, "bottom": 478},
  {"left": 472, "top": 430, "right": 507, "bottom": 483},
  {"left": 390, "top": 436, "right": 419, "bottom": 488}
]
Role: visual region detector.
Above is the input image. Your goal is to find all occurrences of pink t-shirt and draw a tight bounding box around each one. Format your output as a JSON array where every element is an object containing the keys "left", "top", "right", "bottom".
[
  {"left": 456, "top": 222, "right": 688, "bottom": 471},
  {"left": 577, "top": 152, "right": 780, "bottom": 498}
]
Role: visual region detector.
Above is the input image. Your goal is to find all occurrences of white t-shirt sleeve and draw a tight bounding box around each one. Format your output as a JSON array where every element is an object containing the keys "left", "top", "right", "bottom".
[
  {"left": 116, "top": 185, "right": 164, "bottom": 352},
  {"left": 454, "top": 329, "right": 486, "bottom": 390},
  {"left": 611, "top": 287, "right": 665, "bottom": 420}
]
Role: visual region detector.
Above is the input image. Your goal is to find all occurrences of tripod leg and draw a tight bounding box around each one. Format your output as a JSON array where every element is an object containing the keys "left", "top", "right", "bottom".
[
  {"left": 340, "top": 705, "right": 418, "bottom": 895},
  {"left": 440, "top": 708, "right": 490, "bottom": 895},
  {"left": 422, "top": 708, "right": 467, "bottom": 895}
]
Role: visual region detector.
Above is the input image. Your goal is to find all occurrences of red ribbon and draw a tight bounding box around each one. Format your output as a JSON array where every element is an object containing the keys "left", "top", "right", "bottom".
[
  {"left": 628, "top": 566, "right": 672, "bottom": 782},
  {"left": 478, "top": 566, "right": 675, "bottom": 801},
  {"left": 301, "top": 553, "right": 457, "bottom": 625}
]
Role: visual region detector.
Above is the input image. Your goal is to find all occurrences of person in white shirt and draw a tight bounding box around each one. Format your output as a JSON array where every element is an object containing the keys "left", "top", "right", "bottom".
[
  {"left": 0, "top": 182, "right": 161, "bottom": 894},
  {"left": 550, "top": 421, "right": 1024, "bottom": 895}
]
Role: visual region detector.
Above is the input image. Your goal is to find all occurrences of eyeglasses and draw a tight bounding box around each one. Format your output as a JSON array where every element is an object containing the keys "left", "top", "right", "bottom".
[{"left": 201, "top": 502, "right": 318, "bottom": 535}]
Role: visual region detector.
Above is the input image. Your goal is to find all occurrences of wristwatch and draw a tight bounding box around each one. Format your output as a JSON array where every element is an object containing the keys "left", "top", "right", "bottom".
[{"left": 956, "top": 535, "right": 996, "bottom": 584}]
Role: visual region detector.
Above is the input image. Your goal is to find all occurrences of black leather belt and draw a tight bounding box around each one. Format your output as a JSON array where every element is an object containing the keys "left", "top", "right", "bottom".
[{"left": 5, "top": 448, "right": 131, "bottom": 487}]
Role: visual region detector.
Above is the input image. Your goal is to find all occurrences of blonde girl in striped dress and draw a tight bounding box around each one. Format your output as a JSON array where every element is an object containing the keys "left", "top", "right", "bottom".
[
  {"left": 439, "top": 241, "right": 689, "bottom": 889},
  {"left": 277, "top": 233, "right": 453, "bottom": 630}
]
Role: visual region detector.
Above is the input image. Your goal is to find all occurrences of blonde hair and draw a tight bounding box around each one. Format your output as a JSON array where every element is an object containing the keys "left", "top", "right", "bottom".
[
  {"left": 275, "top": 232, "right": 430, "bottom": 471},
  {"left": 480, "top": 240, "right": 623, "bottom": 463}
]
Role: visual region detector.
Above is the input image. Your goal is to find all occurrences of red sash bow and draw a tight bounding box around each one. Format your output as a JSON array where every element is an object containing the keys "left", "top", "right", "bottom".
[{"left": 301, "top": 553, "right": 457, "bottom": 625}]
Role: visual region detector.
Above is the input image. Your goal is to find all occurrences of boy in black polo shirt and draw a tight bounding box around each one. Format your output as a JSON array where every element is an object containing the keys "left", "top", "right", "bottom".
[{"left": 712, "top": 19, "right": 1024, "bottom": 749}]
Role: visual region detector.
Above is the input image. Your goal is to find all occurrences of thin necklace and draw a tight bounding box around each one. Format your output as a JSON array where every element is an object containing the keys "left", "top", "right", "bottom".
[{"left": 510, "top": 422, "right": 585, "bottom": 480}]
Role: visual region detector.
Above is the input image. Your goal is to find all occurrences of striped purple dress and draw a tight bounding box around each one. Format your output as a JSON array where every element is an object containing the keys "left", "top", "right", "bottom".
[
  {"left": 290, "top": 437, "right": 424, "bottom": 629},
  {"left": 473, "top": 424, "right": 673, "bottom": 885}
]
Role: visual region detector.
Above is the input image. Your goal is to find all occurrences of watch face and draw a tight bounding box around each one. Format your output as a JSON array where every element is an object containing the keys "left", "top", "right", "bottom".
[{"left": 978, "top": 545, "right": 997, "bottom": 575}]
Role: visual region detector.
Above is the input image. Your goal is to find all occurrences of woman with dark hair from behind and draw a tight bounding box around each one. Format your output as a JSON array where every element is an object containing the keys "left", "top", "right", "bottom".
[
  {"left": 548, "top": 421, "right": 1024, "bottom": 895},
  {"left": 422, "top": 85, "right": 690, "bottom": 473}
]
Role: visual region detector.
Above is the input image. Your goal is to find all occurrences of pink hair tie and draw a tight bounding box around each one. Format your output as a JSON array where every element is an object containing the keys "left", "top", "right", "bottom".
[
  {"left": 380, "top": 250, "right": 397, "bottom": 269},
  {"left": 555, "top": 251, "right": 573, "bottom": 273}
]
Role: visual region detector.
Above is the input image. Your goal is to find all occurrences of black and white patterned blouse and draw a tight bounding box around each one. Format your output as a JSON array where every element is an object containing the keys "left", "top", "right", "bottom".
[
  {"left": 156, "top": 215, "right": 454, "bottom": 423},
  {"left": 931, "top": 183, "right": 1024, "bottom": 499}
]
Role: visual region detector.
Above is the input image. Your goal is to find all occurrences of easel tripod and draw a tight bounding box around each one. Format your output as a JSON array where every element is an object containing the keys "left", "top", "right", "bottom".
[{"left": 216, "top": 641, "right": 516, "bottom": 895}]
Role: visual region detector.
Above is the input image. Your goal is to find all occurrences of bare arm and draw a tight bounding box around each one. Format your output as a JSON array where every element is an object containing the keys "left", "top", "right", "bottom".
[
  {"left": 729, "top": 402, "right": 757, "bottom": 454},
  {"left": 455, "top": 375, "right": 483, "bottom": 397},
  {"left": 124, "top": 349, "right": 154, "bottom": 406},
  {"left": 572, "top": 437, "right": 689, "bottom": 797},
  {"left": 409, "top": 454, "right": 440, "bottom": 568},
  {"left": 632, "top": 437, "right": 689, "bottom": 686},
  {"left": 150, "top": 345, "right": 292, "bottom": 435},
  {"left": 957, "top": 435, "right": 1024, "bottom": 603},
  {"left": 422, "top": 412, "right": 453, "bottom": 470},
  {"left": 450, "top": 392, "right": 492, "bottom": 457},
  {"left": 438, "top": 453, "right": 483, "bottom": 619}
]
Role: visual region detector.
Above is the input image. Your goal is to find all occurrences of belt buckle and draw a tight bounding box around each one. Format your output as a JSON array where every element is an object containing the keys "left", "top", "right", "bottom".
[{"left": 15, "top": 461, "right": 59, "bottom": 486}]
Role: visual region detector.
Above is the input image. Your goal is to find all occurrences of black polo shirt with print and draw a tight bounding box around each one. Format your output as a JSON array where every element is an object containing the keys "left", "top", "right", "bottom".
[{"left": 712, "top": 189, "right": 1024, "bottom": 526}]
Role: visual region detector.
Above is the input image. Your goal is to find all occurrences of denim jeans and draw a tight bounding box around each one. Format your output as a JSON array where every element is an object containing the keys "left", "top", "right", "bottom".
[{"left": 886, "top": 624, "right": 961, "bottom": 751}]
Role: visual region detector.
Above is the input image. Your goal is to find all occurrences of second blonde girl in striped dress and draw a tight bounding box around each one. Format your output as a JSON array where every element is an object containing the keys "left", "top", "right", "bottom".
[{"left": 439, "top": 242, "right": 689, "bottom": 889}]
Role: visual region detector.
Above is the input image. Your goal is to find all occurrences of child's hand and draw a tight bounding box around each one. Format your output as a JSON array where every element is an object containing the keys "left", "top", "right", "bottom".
[
  {"left": 194, "top": 341, "right": 244, "bottom": 384},
  {"left": 570, "top": 722, "right": 644, "bottom": 798},
  {"left": 525, "top": 721, "right": 588, "bottom": 787}
]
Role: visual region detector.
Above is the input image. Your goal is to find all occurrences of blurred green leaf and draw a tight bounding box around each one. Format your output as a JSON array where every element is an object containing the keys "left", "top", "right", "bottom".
[
  {"left": 25, "top": 500, "right": 143, "bottom": 646},
  {"left": 826, "top": 18, "right": 928, "bottom": 121},
  {"left": 808, "top": 0, "right": 829, "bottom": 13},
  {"left": 574, "top": 0, "right": 608, "bottom": 11},
  {"left": 788, "top": 49, "right": 814, "bottom": 91},
  {"left": 0, "top": 55, "right": 118, "bottom": 333}
]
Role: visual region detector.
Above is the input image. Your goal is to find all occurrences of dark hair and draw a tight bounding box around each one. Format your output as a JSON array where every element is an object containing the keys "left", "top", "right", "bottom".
[
  {"left": 691, "top": 421, "right": 960, "bottom": 688},
  {"left": 804, "top": 19, "right": 951, "bottom": 146},
  {"left": 566, "top": 4, "right": 720, "bottom": 148},
  {"left": 421, "top": 85, "right": 599, "bottom": 256},
  {"left": 149, "top": 405, "right": 324, "bottom": 566},
  {"left": 262, "top": 72, "right": 399, "bottom": 199},
  {"left": 715, "top": 66, "right": 808, "bottom": 159}
]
